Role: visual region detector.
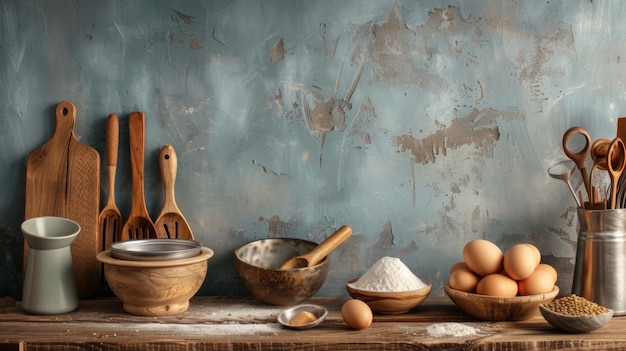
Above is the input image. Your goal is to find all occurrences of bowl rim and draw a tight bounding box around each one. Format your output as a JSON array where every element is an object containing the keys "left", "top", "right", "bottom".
[
  {"left": 97, "top": 247, "right": 214, "bottom": 267},
  {"left": 233, "top": 237, "right": 329, "bottom": 271},
  {"left": 110, "top": 238, "right": 203, "bottom": 261},
  {"left": 444, "top": 283, "right": 559, "bottom": 301},
  {"left": 346, "top": 278, "right": 432, "bottom": 296}
]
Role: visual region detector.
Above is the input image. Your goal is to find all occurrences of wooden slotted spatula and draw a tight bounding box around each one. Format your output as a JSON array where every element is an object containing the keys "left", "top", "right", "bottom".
[
  {"left": 98, "top": 114, "right": 122, "bottom": 249},
  {"left": 154, "top": 144, "right": 194, "bottom": 239},
  {"left": 120, "top": 111, "right": 158, "bottom": 240}
]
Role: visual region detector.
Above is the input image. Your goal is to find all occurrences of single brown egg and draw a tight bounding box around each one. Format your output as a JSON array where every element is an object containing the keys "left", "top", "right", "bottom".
[
  {"left": 463, "top": 239, "right": 504, "bottom": 276},
  {"left": 449, "top": 268, "right": 480, "bottom": 293},
  {"left": 341, "top": 299, "right": 373, "bottom": 330},
  {"left": 535, "top": 263, "right": 558, "bottom": 283},
  {"left": 504, "top": 244, "right": 539, "bottom": 280},
  {"left": 518, "top": 269, "right": 555, "bottom": 296},
  {"left": 476, "top": 273, "right": 518, "bottom": 297},
  {"left": 522, "top": 243, "right": 541, "bottom": 266}
]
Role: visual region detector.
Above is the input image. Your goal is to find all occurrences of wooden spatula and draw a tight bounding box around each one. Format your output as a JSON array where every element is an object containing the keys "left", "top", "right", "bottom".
[
  {"left": 25, "top": 101, "right": 100, "bottom": 297},
  {"left": 99, "top": 114, "right": 122, "bottom": 249},
  {"left": 280, "top": 225, "right": 352, "bottom": 270},
  {"left": 120, "top": 111, "right": 158, "bottom": 240},
  {"left": 155, "top": 144, "right": 194, "bottom": 239}
]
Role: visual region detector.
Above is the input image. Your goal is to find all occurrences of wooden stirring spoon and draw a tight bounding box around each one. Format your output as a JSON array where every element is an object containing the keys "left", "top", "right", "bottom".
[
  {"left": 280, "top": 225, "right": 352, "bottom": 270},
  {"left": 154, "top": 144, "right": 194, "bottom": 239},
  {"left": 98, "top": 114, "right": 123, "bottom": 249},
  {"left": 120, "top": 112, "right": 158, "bottom": 240}
]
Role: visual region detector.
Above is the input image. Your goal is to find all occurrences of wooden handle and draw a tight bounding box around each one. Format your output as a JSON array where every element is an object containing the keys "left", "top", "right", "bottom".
[
  {"left": 106, "top": 114, "right": 119, "bottom": 167},
  {"left": 159, "top": 144, "right": 179, "bottom": 212},
  {"left": 55, "top": 101, "right": 76, "bottom": 140},
  {"left": 128, "top": 112, "right": 147, "bottom": 212},
  {"left": 305, "top": 225, "right": 352, "bottom": 267}
]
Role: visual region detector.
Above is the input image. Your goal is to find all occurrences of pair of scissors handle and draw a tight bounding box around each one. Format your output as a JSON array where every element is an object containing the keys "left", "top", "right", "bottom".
[{"left": 562, "top": 126, "right": 592, "bottom": 202}]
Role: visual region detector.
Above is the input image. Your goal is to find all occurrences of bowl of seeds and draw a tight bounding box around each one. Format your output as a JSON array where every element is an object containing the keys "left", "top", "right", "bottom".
[{"left": 539, "top": 294, "right": 613, "bottom": 333}]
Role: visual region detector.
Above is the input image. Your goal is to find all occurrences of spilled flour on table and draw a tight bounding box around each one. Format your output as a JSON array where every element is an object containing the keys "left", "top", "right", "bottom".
[{"left": 427, "top": 323, "right": 479, "bottom": 337}]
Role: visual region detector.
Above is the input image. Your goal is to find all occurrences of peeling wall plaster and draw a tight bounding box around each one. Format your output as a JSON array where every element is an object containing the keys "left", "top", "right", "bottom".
[{"left": 1, "top": 0, "right": 626, "bottom": 299}]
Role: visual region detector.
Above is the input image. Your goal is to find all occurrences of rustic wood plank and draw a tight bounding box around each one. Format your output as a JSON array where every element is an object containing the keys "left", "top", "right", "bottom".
[{"left": 1, "top": 297, "right": 626, "bottom": 350}]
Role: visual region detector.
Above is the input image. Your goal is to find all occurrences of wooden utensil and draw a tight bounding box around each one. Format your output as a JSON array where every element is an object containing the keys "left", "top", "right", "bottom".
[
  {"left": 154, "top": 144, "right": 194, "bottom": 239},
  {"left": 24, "top": 101, "right": 100, "bottom": 298},
  {"left": 99, "top": 114, "right": 122, "bottom": 249},
  {"left": 120, "top": 112, "right": 158, "bottom": 240},
  {"left": 280, "top": 225, "right": 352, "bottom": 270}
]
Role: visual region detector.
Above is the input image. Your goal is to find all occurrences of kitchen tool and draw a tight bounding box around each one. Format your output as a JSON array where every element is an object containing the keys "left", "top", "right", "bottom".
[
  {"left": 110, "top": 238, "right": 202, "bottom": 261},
  {"left": 346, "top": 278, "right": 432, "bottom": 314},
  {"left": 97, "top": 247, "right": 213, "bottom": 316},
  {"left": 24, "top": 101, "right": 100, "bottom": 298},
  {"left": 548, "top": 160, "right": 582, "bottom": 207},
  {"left": 234, "top": 238, "right": 329, "bottom": 305},
  {"left": 279, "top": 225, "right": 352, "bottom": 270},
  {"left": 277, "top": 304, "right": 328, "bottom": 330},
  {"left": 154, "top": 144, "right": 194, "bottom": 239},
  {"left": 562, "top": 126, "right": 592, "bottom": 202},
  {"left": 121, "top": 112, "right": 158, "bottom": 240},
  {"left": 444, "top": 284, "right": 559, "bottom": 321},
  {"left": 572, "top": 208, "right": 626, "bottom": 315},
  {"left": 99, "top": 114, "right": 122, "bottom": 250},
  {"left": 607, "top": 137, "right": 625, "bottom": 209},
  {"left": 21, "top": 216, "right": 80, "bottom": 314}
]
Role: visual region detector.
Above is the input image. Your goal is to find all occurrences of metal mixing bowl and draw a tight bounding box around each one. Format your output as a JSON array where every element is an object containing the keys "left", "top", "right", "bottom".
[
  {"left": 111, "top": 239, "right": 202, "bottom": 261},
  {"left": 233, "top": 238, "right": 329, "bottom": 306}
]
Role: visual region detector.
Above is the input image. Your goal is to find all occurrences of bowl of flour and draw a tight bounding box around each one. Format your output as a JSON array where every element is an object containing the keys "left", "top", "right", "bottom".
[{"left": 346, "top": 256, "right": 431, "bottom": 314}]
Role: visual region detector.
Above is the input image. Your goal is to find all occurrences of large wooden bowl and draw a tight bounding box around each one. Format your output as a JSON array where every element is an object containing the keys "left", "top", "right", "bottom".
[
  {"left": 96, "top": 247, "right": 213, "bottom": 316},
  {"left": 444, "top": 284, "right": 559, "bottom": 321},
  {"left": 346, "top": 278, "right": 432, "bottom": 314},
  {"left": 234, "top": 238, "right": 329, "bottom": 306}
]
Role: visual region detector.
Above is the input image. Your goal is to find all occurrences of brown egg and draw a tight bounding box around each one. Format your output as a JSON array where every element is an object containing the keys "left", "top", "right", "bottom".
[
  {"left": 518, "top": 269, "right": 555, "bottom": 296},
  {"left": 523, "top": 243, "right": 541, "bottom": 266},
  {"left": 535, "top": 263, "right": 558, "bottom": 283},
  {"left": 504, "top": 244, "right": 539, "bottom": 280},
  {"left": 450, "top": 261, "right": 469, "bottom": 273},
  {"left": 341, "top": 299, "right": 373, "bottom": 330},
  {"left": 449, "top": 268, "right": 480, "bottom": 293},
  {"left": 463, "top": 239, "right": 504, "bottom": 276},
  {"left": 289, "top": 311, "right": 317, "bottom": 326},
  {"left": 476, "top": 273, "right": 518, "bottom": 297}
]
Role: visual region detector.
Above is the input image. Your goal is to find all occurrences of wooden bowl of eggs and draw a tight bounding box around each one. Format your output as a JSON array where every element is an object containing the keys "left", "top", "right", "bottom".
[{"left": 445, "top": 240, "right": 559, "bottom": 320}]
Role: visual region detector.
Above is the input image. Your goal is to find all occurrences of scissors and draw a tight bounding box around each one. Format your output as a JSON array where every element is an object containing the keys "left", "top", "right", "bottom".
[
  {"left": 607, "top": 137, "right": 626, "bottom": 209},
  {"left": 562, "top": 126, "right": 592, "bottom": 204}
]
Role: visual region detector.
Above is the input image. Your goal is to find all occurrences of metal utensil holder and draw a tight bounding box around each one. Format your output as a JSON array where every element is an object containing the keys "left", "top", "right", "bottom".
[{"left": 572, "top": 207, "right": 626, "bottom": 315}]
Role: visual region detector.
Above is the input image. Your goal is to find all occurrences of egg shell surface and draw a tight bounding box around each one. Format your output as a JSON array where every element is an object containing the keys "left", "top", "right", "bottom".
[
  {"left": 504, "top": 244, "right": 539, "bottom": 280},
  {"left": 463, "top": 239, "right": 504, "bottom": 276},
  {"left": 476, "top": 273, "right": 518, "bottom": 297},
  {"left": 535, "top": 263, "right": 558, "bottom": 283},
  {"left": 518, "top": 269, "right": 555, "bottom": 296},
  {"left": 448, "top": 268, "right": 480, "bottom": 293},
  {"left": 450, "top": 261, "right": 469, "bottom": 274},
  {"left": 341, "top": 299, "right": 373, "bottom": 330}
]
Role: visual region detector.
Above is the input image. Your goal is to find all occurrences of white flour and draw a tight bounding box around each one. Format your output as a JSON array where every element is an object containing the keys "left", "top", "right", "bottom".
[
  {"left": 427, "top": 323, "right": 478, "bottom": 338},
  {"left": 349, "top": 256, "right": 428, "bottom": 292}
]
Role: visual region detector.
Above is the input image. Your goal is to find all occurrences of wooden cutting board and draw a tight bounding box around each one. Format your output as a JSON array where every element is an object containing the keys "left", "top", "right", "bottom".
[{"left": 24, "top": 101, "right": 100, "bottom": 298}]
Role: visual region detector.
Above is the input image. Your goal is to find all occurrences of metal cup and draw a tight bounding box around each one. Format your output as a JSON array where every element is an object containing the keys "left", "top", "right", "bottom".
[{"left": 572, "top": 208, "right": 626, "bottom": 315}]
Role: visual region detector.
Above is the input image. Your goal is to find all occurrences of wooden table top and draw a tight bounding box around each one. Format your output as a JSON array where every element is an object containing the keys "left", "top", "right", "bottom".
[{"left": 1, "top": 295, "right": 625, "bottom": 350}]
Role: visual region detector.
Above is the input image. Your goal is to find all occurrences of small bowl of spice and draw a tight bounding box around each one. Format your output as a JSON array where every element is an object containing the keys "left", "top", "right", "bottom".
[
  {"left": 539, "top": 294, "right": 613, "bottom": 333},
  {"left": 346, "top": 256, "right": 432, "bottom": 314}
]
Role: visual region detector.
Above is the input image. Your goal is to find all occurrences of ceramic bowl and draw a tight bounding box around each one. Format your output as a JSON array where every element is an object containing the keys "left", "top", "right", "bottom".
[
  {"left": 346, "top": 278, "right": 432, "bottom": 314},
  {"left": 444, "top": 284, "right": 559, "bottom": 321},
  {"left": 539, "top": 304, "right": 613, "bottom": 333},
  {"left": 96, "top": 247, "right": 213, "bottom": 316},
  {"left": 277, "top": 304, "right": 328, "bottom": 330},
  {"left": 111, "top": 239, "right": 202, "bottom": 261},
  {"left": 233, "top": 238, "right": 329, "bottom": 306}
]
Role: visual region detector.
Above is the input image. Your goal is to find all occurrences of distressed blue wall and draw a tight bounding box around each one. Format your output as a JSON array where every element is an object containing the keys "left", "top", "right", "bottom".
[{"left": 1, "top": 0, "right": 623, "bottom": 299}]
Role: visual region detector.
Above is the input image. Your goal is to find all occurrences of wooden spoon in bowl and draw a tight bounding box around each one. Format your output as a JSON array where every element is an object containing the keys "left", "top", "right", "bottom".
[{"left": 280, "top": 225, "right": 352, "bottom": 270}]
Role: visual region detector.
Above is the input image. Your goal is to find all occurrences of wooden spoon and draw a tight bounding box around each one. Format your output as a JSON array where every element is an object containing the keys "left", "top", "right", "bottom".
[
  {"left": 98, "top": 114, "right": 123, "bottom": 249},
  {"left": 154, "top": 144, "right": 194, "bottom": 239},
  {"left": 120, "top": 111, "right": 158, "bottom": 240},
  {"left": 280, "top": 225, "right": 352, "bottom": 270}
]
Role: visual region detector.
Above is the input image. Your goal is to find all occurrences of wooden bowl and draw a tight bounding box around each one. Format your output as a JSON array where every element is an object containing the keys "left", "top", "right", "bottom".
[
  {"left": 233, "top": 238, "right": 329, "bottom": 306},
  {"left": 444, "top": 284, "right": 559, "bottom": 321},
  {"left": 539, "top": 304, "right": 613, "bottom": 333},
  {"left": 96, "top": 247, "right": 213, "bottom": 316},
  {"left": 346, "top": 278, "right": 432, "bottom": 314}
]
